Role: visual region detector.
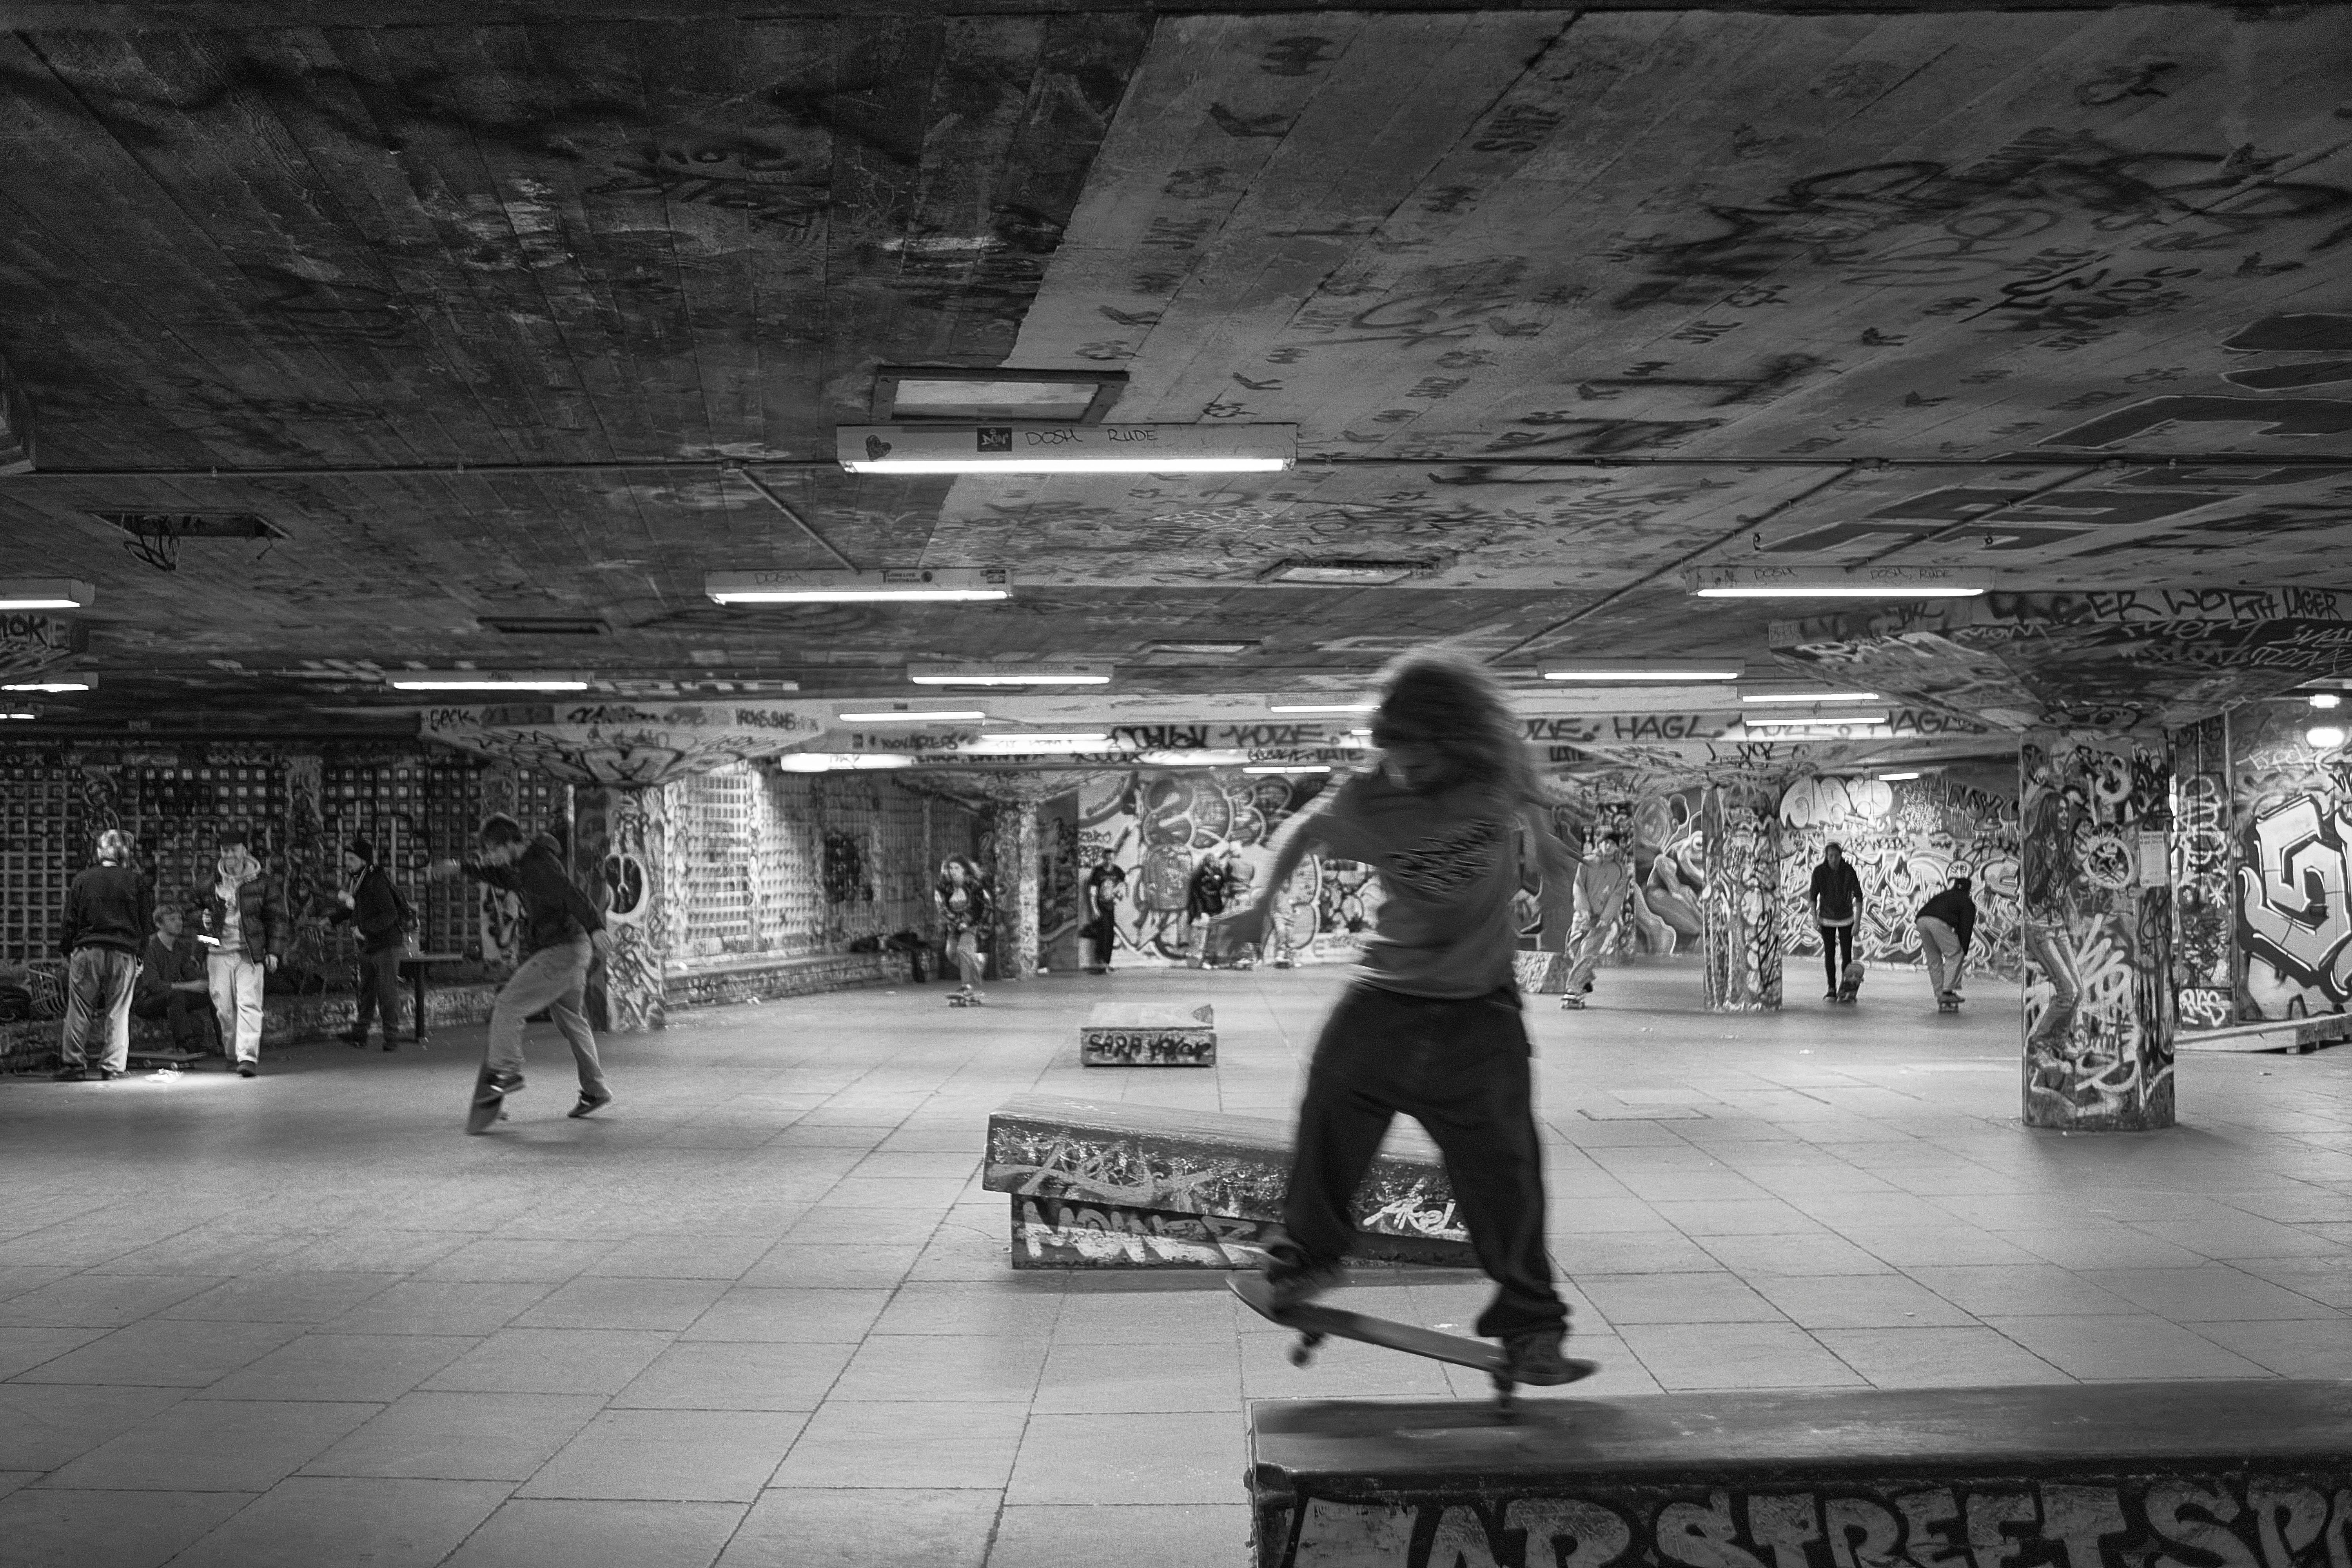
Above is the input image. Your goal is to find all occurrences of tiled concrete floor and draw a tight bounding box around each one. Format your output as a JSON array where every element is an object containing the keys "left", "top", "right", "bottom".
[{"left": 2, "top": 960, "right": 2348, "bottom": 1567}]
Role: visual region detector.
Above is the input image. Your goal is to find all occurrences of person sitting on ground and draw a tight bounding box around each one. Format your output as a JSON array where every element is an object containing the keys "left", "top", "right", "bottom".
[
  {"left": 1223, "top": 646, "right": 1590, "bottom": 1389},
  {"left": 1809, "top": 841, "right": 1866, "bottom": 1000},
  {"left": 132, "top": 905, "right": 214, "bottom": 1058},
  {"left": 1915, "top": 875, "right": 1978, "bottom": 1006},
  {"left": 55, "top": 829, "right": 152, "bottom": 1082},
  {"left": 328, "top": 835, "right": 410, "bottom": 1050},
  {"left": 430, "top": 815, "right": 613, "bottom": 1125}
]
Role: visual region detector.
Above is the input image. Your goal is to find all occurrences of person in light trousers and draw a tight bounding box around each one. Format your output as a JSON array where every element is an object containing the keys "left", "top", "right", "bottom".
[
  {"left": 200, "top": 828, "right": 284, "bottom": 1078},
  {"left": 432, "top": 815, "right": 613, "bottom": 1124},
  {"left": 55, "top": 829, "right": 152, "bottom": 1081}
]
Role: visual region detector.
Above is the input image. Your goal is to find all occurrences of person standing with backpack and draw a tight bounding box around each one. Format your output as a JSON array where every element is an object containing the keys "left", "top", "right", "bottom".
[{"left": 329, "top": 835, "right": 410, "bottom": 1050}]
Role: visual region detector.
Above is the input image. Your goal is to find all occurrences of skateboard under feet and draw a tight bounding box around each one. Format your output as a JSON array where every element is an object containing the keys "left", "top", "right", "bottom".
[
  {"left": 465, "top": 1064, "right": 513, "bottom": 1134},
  {"left": 947, "top": 991, "right": 985, "bottom": 1007},
  {"left": 1835, "top": 960, "right": 1865, "bottom": 1004},
  {"left": 1937, "top": 994, "right": 1964, "bottom": 1014}
]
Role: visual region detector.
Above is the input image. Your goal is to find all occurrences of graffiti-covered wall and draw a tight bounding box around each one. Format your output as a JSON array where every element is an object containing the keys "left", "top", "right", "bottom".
[
  {"left": 2230, "top": 702, "right": 2352, "bottom": 1024},
  {"left": 2021, "top": 731, "right": 2175, "bottom": 1133},
  {"left": 1777, "top": 772, "right": 2022, "bottom": 982},
  {"left": 1076, "top": 769, "right": 1378, "bottom": 968},
  {"left": 1701, "top": 787, "right": 1782, "bottom": 1012}
]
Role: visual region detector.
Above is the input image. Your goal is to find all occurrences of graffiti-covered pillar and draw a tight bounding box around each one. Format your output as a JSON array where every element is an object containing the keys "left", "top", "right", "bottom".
[
  {"left": 1700, "top": 786, "right": 1782, "bottom": 1012},
  {"left": 572, "top": 785, "right": 668, "bottom": 1032},
  {"left": 2020, "top": 730, "right": 2175, "bottom": 1131},
  {"left": 993, "top": 800, "right": 1041, "bottom": 982},
  {"left": 2169, "top": 716, "right": 2236, "bottom": 1033}
]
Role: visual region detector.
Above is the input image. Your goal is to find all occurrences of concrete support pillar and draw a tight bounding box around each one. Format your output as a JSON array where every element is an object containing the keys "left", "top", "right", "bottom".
[
  {"left": 2020, "top": 729, "right": 2176, "bottom": 1131},
  {"left": 1700, "top": 786, "right": 1782, "bottom": 1012},
  {"left": 993, "top": 800, "right": 1040, "bottom": 982},
  {"left": 573, "top": 783, "right": 668, "bottom": 1033}
]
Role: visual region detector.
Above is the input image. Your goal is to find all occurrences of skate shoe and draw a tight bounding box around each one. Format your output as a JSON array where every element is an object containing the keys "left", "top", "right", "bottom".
[
  {"left": 1503, "top": 1328, "right": 1598, "bottom": 1387},
  {"left": 1261, "top": 1261, "right": 1348, "bottom": 1313}
]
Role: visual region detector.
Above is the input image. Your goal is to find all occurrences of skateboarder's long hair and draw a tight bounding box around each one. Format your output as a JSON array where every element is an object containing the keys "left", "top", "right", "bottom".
[{"left": 1370, "top": 647, "right": 1544, "bottom": 806}]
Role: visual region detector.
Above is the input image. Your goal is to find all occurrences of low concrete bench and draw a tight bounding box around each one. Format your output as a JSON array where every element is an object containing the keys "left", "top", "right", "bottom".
[
  {"left": 1081, "top": 1003, "right": 1216, "bottom": 1067},
  {"left": 1246, "top": 1380, "right": 2352, "bottom": 1568},
  {"left": 986, "top": 1094, "right": 1473, "bottom": 1270},
  {"left": 2178, "top": 1013, "right": 2352, "bottom": 1054}
]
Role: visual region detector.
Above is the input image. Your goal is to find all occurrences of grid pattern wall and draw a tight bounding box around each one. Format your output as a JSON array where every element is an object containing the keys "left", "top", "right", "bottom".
[
  {"left": 1, "top": 762, "right": 102, "bottom": 965},
  {"left": 675, "top": 766, "right": 759, "bottom": 959},
  {"left": 755, "top": 771, "right": 825, "bottom": 958}
]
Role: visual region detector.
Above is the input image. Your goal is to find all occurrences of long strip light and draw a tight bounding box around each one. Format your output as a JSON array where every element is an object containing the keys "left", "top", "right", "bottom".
[
  {"left": 1245, "top": 763, "right": 1331, "bottom": 775},
  {"left": 1742, "top": 691, "right": 1880, "bottom": 704},
  {"left": 2, "top": 679, "right": 93, "bottom": 693},
  {"left": 838, "top": 709, "right": 988, "bottom": 723},
  {"left": 1879, "top": 771, "right": 1922, "bottom": 781},
  {"left": 1540, "top": 663, "right": 1742, "bottom": 683},
  {"left": 908, "top": 662, "right": 1111, "bottom": 686},
  {"left": 706, "top": 568, "right": 1009, "bottom": 605},
  {"left": 386, "top": 672, "right": 590, "bottom": 691},
  {"left": 1687, "top": 566, "right": 1990, "bottom": 599},
  {"left": 776, "top": 753, "right": 916, "bottom": 773},
  {"left": 1743, "top": 711, "right": 1889, "bottom": 728},
  {"left": 1269, "top": 700, "right": 1375, "bottom": 714},
  {"left": 839, "top": 423, "right": 1294, "bottom": 475},
  {"left": 0, "top": 579, "right": 94, "bottom": 611}
]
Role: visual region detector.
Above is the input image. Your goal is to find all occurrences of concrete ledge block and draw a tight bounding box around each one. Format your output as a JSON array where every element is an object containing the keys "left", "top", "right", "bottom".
[
  {"left": 1081, "top": 1003, "right": 1216, "bottom": 1067},
  {"left": 1009, "top": 1195, "right": 1477, "bottom": 1270},
  {"left": 2178, "top": 1013, "right": 2352, "bottom": 1054},
  {"left": 985, "top": 1095, "right": 1463, "bottom": 1243},
  {"left": 1247, "top": 1381, "right": 2352, "bottom": 1568}
]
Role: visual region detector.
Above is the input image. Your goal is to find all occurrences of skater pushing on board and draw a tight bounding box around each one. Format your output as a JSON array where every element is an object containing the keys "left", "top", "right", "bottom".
[
  {"left": 1222, "top": 647, "right": 1590, "bottom": 1390},
  {"left": 936, "top": 857, "right": 991, "bottom": 1005}
]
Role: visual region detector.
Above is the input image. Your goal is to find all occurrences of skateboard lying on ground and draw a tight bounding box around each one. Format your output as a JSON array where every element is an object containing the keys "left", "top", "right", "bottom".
[
  {"left": 1229, "top": 1272, "right": 1594, "bottom": 1416},
  {"left": 1836, "top": 959, "right": 1865, "bottom": 1004},
  {"left": 465, "top": 1063, "right": 513, "bottom": 1134}
]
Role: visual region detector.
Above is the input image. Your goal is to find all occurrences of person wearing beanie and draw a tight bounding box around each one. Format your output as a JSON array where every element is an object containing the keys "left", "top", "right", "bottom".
[
  {"left": 327, "top": 834, "right": 410, "bottom": 1050},
  {"left": 200, "top": 827, "right": 285, "bottom": 1077},
  {"left": 55, "top": 828, "right": 152, "bottom": 1081}
]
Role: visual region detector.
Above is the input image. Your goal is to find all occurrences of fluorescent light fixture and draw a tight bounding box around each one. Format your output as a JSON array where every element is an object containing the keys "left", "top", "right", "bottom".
[
  {"left": 1687, "top": 566, "right": 1990, "bottom": 599},
  {"left": 1735, "top": 724, "right": 1893, "bottom": 741},
  {"left": 1878, "top": 771, "right": 1922, "bottom": 781},
  {"left": 1742, "top": 691, "right": 1880, "bottom": 704},
  {"left": 1541, "top": 662, "right": 1742, "bottom": 683},
  {"left": 1269, "top": 699, "right": 1375, "bottom": 714},
  {"left": 837, "top": 709, "right": 988, "bottom": 723},
  {"left": 776, "top": 753, "right": 916, "bottom": 773},
  {"left": 2311, "top": 693, "right": 2343, "bottom": 710},
  {"left": 1348, "top": 728, "right": 1372, "bottom": 737},
  {"left": 839, "top": 423, "right": 1293, "bottom": 475},
  {"left": 0, "top": 579, "right": 94, "bottom": 610},
  {"left": 1260, "top": 559, "right": 1426, "bottom": 586},
  {"left": 2, "top": 678, "right": 92, "bottom": 693},
  {"left": 386, "top": 672, "right": 591, "bottom": 692},
  {"left": 908, "top": 662, "right": 1111, "bottom": 686},
  {"left": 706, "top": 568, "right": 1010, "bottom": 605},
  {"left": 1744, "top": 712, "right": 1889, "bottom": 728},
  {"left": 2308, "top": 726, "right": 2347, "bottom": 750},
  {"left": 1138, "top": 750, "right": 1253, "bottom": 768},
  {"left": 0, "top": 711, "right": 35, "bottom": 721},
  {"left": 1148, "top": 639, "right": 1259, "bottom": 655},
  {"left": 1244, "top": 764, "right": 1331, "bottom": 775}
]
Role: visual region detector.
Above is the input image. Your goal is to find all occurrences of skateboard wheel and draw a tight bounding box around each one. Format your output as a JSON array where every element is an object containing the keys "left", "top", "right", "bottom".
[{"left": 1288, "top": 1341, "right": 1313, "bottom": 1368}]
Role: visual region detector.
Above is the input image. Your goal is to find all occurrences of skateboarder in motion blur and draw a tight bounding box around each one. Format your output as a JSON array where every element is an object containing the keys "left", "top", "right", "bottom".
[
  {"left": 430, "top": 815, "right": 613, "bottom": 1123},
  {"left": 1224, "top": 647, "right": 1585, "bottom": 1387}
]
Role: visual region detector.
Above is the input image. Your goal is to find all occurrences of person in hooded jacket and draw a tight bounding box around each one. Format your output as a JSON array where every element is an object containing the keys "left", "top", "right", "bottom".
[
  {"left": 55, "top": 829, "right": 152, "bottom": 1081},
  {"left": 1916, "top": 876, "right": 1978, "bottom": 1006},
  {"left": 201, "top": 828, "right": 285, "bottom": 1078},
  {"left": 328, "top": 835, "right": 409, "bottom": 1050}
]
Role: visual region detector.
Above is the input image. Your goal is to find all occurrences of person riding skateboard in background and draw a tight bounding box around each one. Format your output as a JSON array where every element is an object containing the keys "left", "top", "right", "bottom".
[
  {"left": 201, "top": 828, "right": 284, "bottom": 1078},
  {"left": 55, "top": 829, "right": 152, "bottom": 1082},
  {"left": 431, "top": 814, "right": 613, "bottom": 1122},
  {"left": 132, "top": 904, "right": 214, "bottom": 1059},
  {"left": 935, "top": 856, "right": 991, "bottom": 1004},
  {"left": 1808, "top": 841, "right": 1866, "bottom": 1002},
  {"left": 328, "top": 835, "right": 410, "bottom": 1050},
  {"left": 1916, "top": 875, "right": 1978, "bottom": 1009},
  {"left": 1225, "top": 646, "right": 1586, "bottom": 1389}
]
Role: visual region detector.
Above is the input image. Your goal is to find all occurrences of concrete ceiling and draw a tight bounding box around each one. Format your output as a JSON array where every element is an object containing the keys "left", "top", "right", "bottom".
[{"left": 1, "top": 0, "right": 2348, "bottom": 772}]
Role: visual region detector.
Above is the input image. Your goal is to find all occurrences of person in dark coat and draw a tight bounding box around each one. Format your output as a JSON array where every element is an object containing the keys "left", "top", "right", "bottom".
[
  {"left": 132, "top": 905, "right": 214, "bottom": 1056},
  {"left": 328, "top": 835, "right": 408, "bottom": 1050},
  {"left": 200, "top": 827, "right": 285, "bottom": 1077},
  {"left": 1916, "top": 876, "right": 1978, "bottom": 1004},
  {"left": 1808, "top": 841, "right": 1866, "bottom": 1000},
  {"left": 56, "top": 828, "right": 151, "bottom": 1080}
]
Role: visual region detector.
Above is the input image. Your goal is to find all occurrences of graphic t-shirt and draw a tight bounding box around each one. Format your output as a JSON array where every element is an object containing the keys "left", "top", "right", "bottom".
[{"left": 1307, "top": 770, "right": 1520, "bottom": 999}]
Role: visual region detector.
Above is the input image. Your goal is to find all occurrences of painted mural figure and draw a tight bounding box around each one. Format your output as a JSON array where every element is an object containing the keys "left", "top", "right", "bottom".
[
  {"left": 432, "top": 814, "right": 614, "bottom": 1126},
  {"left": 2022, "top": 783, "right": 2087, "bottom": 1056},
  {"left": 936, "top": 856, "right": 993, "bottom": 1004},
  {"left": 201, "top": 828, "right": 286, "bottom": 1078},
  {"left": 1558, "top": 832, "right": 1629, "bottom": 1007},
  {"left": 1082, "top": 854, "right": 1126, "bottom": 975},
  {"left": 1808, "top": 841, "right": 1866, "bottom": 1002},
  {"left": 1915, "top": 875, "right": 1977, "bottom": 1009},
  {"left": 1225, "top": 648, "right": 1586, "bottom": 1390}
]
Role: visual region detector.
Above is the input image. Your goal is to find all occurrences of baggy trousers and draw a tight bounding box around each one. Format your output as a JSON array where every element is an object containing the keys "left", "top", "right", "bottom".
[
  {"left": 352, "top": 946, "right": 405, "bottom": 1039},
  {"left": 486, "top": 936, "right": 605, "bottom": 1092},
  {"left": 1277, "top": 981, "right": 1568, "bottom": 1340},
  {"left": 60, "top": 947, "right": 138, "bottom": 1074},
  {"left": 208, "top": 951, "right": 267, "bottom": 1065},
  {"left": 1559, "top": 880, "right": 1629, "bottom": 995},
  {"left": 1916, "top": 915, "right": 1963, "bottom": 998}
]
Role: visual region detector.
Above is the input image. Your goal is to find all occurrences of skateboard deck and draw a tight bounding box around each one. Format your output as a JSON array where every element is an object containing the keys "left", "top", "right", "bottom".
[
  {"left": 1837, "top": 959, "right": 1865, "bottom": 1003},
  {"left": 1937, "top": 994, "right": 1963, "bottom": 1013},
  {"left": 1229, "top": 1273, "right": 1594, "bottom": 1414},
  {"left": 466, "top": 1063, "right": 512, "bottom": 1134}
]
